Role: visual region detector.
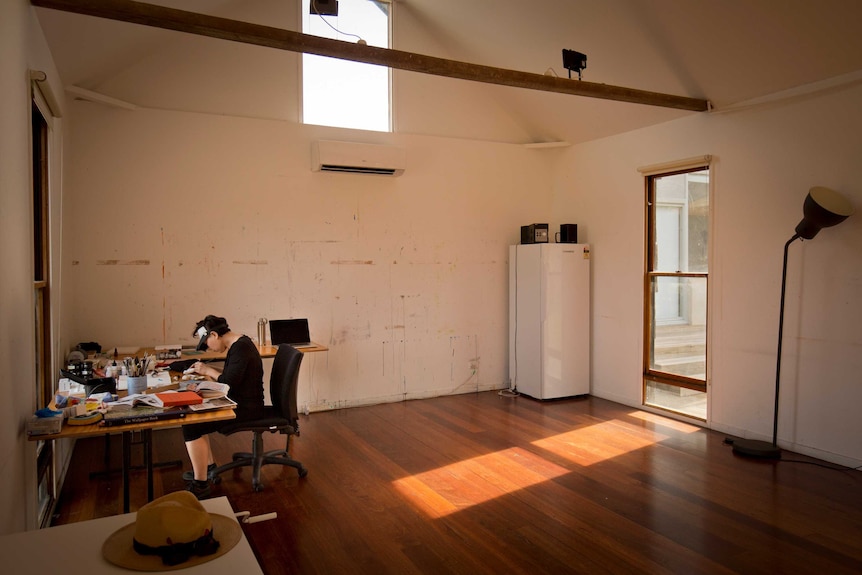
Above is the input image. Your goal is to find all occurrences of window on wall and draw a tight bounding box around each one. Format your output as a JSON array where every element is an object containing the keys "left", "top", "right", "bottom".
[
  {"left": 644, "top": 164, "right": 710, "bottom": 420},
  {"left": 32, "top": 95, "right": 55, "bottom": 528},
  {"left": 302, "top": 0, "right": 392, "bottom": 131},
  {"left": 32, "top": 100, "right": 52, "bottom": 413}
]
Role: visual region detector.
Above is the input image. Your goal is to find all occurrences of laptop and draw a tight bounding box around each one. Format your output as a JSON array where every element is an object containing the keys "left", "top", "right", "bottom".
[{"left": 269, "top": 318, "right": 314, "bottom": 348}]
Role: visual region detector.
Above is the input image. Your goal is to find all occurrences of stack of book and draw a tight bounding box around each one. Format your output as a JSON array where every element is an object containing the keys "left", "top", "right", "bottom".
[
  {"left": 100, "top": 382, "right": 236, "bottom": 427},
  {"left": 101, "top": 405, "right": 187, "bottom": 427}
]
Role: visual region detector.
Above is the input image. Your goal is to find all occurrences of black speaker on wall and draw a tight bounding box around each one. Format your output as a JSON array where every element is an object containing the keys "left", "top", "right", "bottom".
[
  {"left": 310, "top": 0, "right": 338, "bottom": 16},
  {"left": 559, "top": 224, "right": 578, "bottom": 243}
]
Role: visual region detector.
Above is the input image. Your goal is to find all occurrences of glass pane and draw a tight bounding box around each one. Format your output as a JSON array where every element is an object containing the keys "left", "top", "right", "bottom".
[
  {"left": 645, "top": 378, "right": 707, "bottom": 420},
  {"left": 302, "top": 0, "right": 391, "bottom": 131},
  {"left": 645, "top": 167, "right": 709, "bottom": 420},
  {"left": 653, "top": 170, "right": 709, "bottom": 273},
  {"left": 648, "top": 275, "right": 706, "bottom": 379}
]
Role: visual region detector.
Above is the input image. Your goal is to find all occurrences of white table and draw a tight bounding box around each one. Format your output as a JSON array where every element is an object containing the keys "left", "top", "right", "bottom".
[{"left": 0, "top": 497, "right": 263, "bottom": 574}]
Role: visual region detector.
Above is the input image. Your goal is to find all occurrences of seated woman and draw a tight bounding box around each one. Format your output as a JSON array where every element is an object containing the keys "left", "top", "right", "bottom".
[{"left": 182, "top": 315, "right": 264, "bottom": 498}]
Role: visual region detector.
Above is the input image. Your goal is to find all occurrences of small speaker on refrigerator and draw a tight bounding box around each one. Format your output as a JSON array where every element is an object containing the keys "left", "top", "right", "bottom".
[
  {"left": 558, "top": 224, "right": 578, "bottom": 243},
  {"left": 521, "top": 224, "right": 549, "bottom": 244}
]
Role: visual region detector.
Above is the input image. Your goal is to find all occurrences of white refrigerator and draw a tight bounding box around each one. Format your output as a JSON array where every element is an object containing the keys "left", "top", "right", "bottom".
[{"left": 508, "top": 243, "right": 591, "bottom": 399}]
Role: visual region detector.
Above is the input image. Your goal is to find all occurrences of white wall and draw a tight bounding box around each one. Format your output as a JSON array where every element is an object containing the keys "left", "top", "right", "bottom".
[
  {"left": 61, "top": 104, "right": 554, "bottom": 412},
  {"left": 0, "top": 0, "right": 68, "bottom": 534},
  {"left": 9, "top": 2, "right": 861, "bottom": 538},
  {"left": 553, "top": 85, "right": 862, "bottom": 466}
]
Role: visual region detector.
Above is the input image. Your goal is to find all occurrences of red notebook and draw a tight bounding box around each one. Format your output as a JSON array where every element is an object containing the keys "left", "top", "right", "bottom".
[{"left": 155, "top": 391, "right": 203, "bottom": 407}]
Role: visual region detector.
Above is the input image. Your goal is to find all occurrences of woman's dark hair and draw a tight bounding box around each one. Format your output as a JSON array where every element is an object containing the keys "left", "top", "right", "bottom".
[{"left": 193, "top": 315, "right": 230, "bottom": 337}]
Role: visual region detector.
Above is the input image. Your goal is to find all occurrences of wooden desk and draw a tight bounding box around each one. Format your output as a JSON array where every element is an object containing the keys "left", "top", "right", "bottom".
[
  {"left": 163, "top": 341, "right": 328, "bottom": 361},
  {"left": 0, "top": 496, "right": 263, "bottom": 574},
  {"left": 148, "top": 343, "right": 329, "bottom": 408},
  {"left": 30, "top": 409, "right": 235, "bottom": 513},
  {"left": 43, "top": 342, "right": 327, "bottom": 511}
]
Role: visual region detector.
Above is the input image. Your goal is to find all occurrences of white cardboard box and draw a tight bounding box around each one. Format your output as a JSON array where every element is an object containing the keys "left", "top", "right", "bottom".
[{"left": 25, "top": 414, "right": 63, "bottom": 436}]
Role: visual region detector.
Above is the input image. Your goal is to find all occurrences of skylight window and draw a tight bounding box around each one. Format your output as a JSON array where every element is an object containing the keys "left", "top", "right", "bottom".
[{"left": 302, "top": 0, "right": 391, "bottom": 132}]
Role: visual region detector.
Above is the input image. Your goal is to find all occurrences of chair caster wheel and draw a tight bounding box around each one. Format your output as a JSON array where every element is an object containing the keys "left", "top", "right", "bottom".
[
  {"left": 253, "top": 484, "right": 264, "bottom": 492},
  {"left": 298, "top": 468, "right": 308, "bottom": 478}
]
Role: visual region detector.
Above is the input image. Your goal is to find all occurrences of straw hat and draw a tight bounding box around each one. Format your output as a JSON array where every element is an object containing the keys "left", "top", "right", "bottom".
[{"left": 102, "top": 491, "right": 241, "bottom": 571}]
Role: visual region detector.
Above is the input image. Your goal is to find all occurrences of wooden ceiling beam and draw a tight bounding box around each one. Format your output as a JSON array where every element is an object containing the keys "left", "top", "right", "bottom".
[{"left": 31, "top": 0, "right": 710, "bottom": 112}]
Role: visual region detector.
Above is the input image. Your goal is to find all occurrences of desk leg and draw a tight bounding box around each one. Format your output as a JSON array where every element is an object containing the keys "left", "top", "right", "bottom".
[
  {"left": 122, "top": 431, "right": 131, "bottom": 513},
  {"left": 144, "top": 429, "right": 154, "bottom": 502},
  {"left": 119, "top": 430, "right": 156, "bottom": 513}
]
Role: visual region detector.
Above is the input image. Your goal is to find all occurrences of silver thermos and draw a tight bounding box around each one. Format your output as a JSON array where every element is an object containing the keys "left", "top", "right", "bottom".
[{"left": 257, "top": 317, "right": 268, "bottom": 346}]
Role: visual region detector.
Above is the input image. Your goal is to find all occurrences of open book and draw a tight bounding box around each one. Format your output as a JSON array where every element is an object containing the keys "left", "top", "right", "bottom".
[
  {"left": 103, "top": 393, "right": 164, "bottom": 411},
  {"left": 103, "top": 382, "right": 236, "bottom": 414},
  {"left": 187, "top": 396, "right": 237, "bottom": 412},
  {"left": 193, "top": 381, "right": 229, "bottom": 399},
  {"left": 186, "top": 381, "right": 237, "bottom": 412}
]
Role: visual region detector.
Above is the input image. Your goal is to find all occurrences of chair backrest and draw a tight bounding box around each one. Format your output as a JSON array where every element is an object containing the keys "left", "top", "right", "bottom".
[{"left": 270, "top": 344, "right": 304, "bottom": 423}]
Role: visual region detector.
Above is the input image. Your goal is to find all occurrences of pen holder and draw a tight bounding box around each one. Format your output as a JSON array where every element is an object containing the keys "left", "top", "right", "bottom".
[{"left": 127, "top": 375, "right": 148, "bottom": 395}]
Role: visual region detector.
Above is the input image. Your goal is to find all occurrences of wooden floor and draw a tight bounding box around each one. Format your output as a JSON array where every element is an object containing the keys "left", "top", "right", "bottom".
[{"left": 52, "top": 392, "right": 862, "bottom": 574}]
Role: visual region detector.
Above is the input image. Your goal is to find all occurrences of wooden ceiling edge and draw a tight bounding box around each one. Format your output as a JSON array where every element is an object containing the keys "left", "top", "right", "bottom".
[{"left": 31, "top": 0, "right": 710, "bottom": 112}]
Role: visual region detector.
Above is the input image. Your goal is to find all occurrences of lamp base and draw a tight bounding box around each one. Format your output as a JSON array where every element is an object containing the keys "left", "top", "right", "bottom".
[{"left": 731, "top": 439, "right": 782, "bottom": 459}]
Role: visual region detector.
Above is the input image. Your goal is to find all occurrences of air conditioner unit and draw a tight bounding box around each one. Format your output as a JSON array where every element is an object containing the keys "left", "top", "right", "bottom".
[{"left": 311, "top": 140, "right": 406, "bottom": 176}]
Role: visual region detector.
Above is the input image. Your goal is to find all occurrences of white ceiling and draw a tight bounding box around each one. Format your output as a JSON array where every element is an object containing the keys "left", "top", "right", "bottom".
[{"left": 34, "top": 0, "right": 862, "bottom": 145}]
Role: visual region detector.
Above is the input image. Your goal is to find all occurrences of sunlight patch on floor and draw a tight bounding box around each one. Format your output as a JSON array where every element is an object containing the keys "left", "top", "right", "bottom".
[
  {"left": 392, "top": 447, "right": 569, "bottom": 518},
  {"left": 392, "top": 417, "right": 691, "bottom": 518},
  {"left": 627, "top": 410, "right": 703, "bottom": 433},
  {"left": 531, "top": 420, "right": 669, "bottom": 466}
]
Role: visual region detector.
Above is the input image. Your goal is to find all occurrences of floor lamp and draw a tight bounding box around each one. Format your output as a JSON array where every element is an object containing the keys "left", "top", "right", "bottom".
[{"left": 732, "top": 186, "right": 854, "bottom": 459}]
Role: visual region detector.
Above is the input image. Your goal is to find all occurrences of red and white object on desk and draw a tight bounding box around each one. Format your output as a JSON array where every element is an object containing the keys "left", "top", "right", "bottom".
[{"left": 155, "top": 390, "right": 204, "bottom": 407}]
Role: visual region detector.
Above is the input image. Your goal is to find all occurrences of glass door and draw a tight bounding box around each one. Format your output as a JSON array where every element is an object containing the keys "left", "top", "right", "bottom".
[{"left": 644, "top": 167, "right": 710, "bottom": 419}]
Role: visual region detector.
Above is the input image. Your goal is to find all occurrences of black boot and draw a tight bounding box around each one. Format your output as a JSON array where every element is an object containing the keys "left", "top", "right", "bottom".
[
  {"left": 185, "top": 479, "right": 212, "bottom": 500},
  {"left": 182, "top": 462, "right": 217, "bottom": 482}
]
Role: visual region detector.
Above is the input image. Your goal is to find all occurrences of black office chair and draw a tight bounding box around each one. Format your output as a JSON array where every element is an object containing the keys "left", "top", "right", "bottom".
[{"left": 210, "top": 344, "right": 308, "bottom": 492}]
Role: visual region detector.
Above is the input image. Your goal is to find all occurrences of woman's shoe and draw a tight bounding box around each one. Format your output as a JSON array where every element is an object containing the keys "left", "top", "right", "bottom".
[
  {"left": 182, "top": 462, "right": 217, "bottom": 482},
  {"left": 185, "top": 479, "right": 212, "bottom": 500}
]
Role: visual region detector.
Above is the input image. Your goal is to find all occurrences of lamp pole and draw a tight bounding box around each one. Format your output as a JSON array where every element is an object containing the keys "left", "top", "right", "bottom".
[
  {"left": 731, "top": 186, "right": 853, "bottom": 459},
  {"left": 772, "top": 234, "right": 801, "bottom": 446},
  {"left": 731, "top": 237, "right": 795, "bottom": 459}
]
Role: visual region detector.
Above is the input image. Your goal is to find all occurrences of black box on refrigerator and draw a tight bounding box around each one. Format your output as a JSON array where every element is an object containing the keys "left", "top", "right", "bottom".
[{"left": 520, "top": 223, "right": 549, "bottom": 244}]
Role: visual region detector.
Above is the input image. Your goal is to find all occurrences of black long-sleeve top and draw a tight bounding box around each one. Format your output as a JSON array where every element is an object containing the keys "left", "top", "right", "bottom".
[{"left": 218, "top": 334, "right": 264, "bottom": 419}]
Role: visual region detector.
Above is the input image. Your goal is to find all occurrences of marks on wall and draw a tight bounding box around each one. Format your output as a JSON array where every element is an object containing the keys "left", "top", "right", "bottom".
[
  {"left": 449, "top": 334, "right": 480, "bottom": 392},
  {"left": 331, "top": 321, "right": 373, "bottom": 346},
  {"left": 374, "top": 332, "right": 480, "bottom": 399},
  {"left": 70, "top": 221, "right": 504, "bottom": 410},
  {"left": 95, "top": 259, "right": 150, "bottom": 265}
]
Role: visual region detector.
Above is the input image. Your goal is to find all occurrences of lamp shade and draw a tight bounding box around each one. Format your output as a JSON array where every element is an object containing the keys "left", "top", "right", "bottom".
[{"left": 794, "top": 186, "right": 855, "bottom": 239}]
